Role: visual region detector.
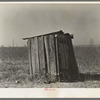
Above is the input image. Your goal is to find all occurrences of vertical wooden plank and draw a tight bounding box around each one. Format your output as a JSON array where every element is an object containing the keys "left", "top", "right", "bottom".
[
  {"left": 63, "top": 36, "right": 70, "bottom": 80},
  {"left": 44, "top": 35, "right": 50, "bottom": 74},
  {"left": 44, "top": 35, "right": 57, "bottom": 82},
  {"left": 57, "top": 33, "right": 71, "bottom": 81},
  {"left": 27, "top": 39, "right": 33, "bottom": 78},
  {"left": 38, "top": 36, "right": 46, "bottom": 75},
  {"left": 34, "top": 37, "right": 40, "bottom": 74},
  {"left": 57, "top": 34, "right": 66, "bottom": 68},
  {"left": 31, "top": 38, "right": 36, "bottom": 77},
  {"left": 31, "top": 37, "right": 40, "bottom": 77},
  {"left": 63, "top": 37, "right": 69, "bottom": 69},
  {"left": 49, "top": 35, "right": 57, "bottom": 81},
  {"left": 55, "top": 35, "right": 60, "bottom": 81},
  {"left": 56, "top": 34, "right": 65, "bottom": 81}
]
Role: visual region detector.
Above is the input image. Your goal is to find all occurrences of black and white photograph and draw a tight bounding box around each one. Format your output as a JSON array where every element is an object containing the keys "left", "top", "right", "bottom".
[{"left": 0, "top": 2, "right": 100, "bottom": 89}]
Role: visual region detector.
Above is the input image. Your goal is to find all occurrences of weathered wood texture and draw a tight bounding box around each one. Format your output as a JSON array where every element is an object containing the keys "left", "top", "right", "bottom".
[
  {"left": 57, "top": 34, "right": 69, "bottom": 81},
  {"left": 44, "top": 35, "right": 50, "bottom": 74},
  {"left": 65, "top": 34, "right": 80, "bottom": 81},
  {"left": 44, "top": 35, "right": 57, "bottom": 81},
  {"left": 27, "top": 39, "right": 33, "bottom": 78},
  {"left": 31, "top": 37, "right": 40, "bottom": 78},
  {"left": 49, "top": 35, "right": 57, "bottom": 81},
  {"left": 26, "top": 31, "right": 80, "bottom": 82},
  {"left": 34, "top": 37, "right": 40, "bottom": 74},
  {"left": 56, "top": 33, "right": 80, "bottom": 81},
  {"left": 38, "top": 36, "right": 46, "bottom": 75},
  {"left": 55, "top": 36, "right": 60, "bottom": 81},
  {"left": 31, "top": 38, "right": 36, "bottom": 78}
]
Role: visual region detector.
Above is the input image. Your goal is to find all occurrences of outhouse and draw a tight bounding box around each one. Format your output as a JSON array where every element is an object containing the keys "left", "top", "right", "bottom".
[{"left": 23, "top": 30, "right": 80, "bottom": 82}]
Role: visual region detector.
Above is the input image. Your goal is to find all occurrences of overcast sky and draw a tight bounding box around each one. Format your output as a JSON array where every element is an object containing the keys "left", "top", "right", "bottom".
[{"left": 0, "top": 3, "right": 100, "bottom": 46}]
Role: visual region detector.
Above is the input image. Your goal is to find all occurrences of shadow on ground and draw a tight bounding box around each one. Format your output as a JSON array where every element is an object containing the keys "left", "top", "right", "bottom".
[{"left": 80, "top": 73, "right": 100, "bottom": 81}]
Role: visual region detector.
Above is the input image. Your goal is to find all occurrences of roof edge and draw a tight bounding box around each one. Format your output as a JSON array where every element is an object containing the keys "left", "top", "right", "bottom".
[{"left": 23, "top": 30, "right": 64, "bottom": 40}]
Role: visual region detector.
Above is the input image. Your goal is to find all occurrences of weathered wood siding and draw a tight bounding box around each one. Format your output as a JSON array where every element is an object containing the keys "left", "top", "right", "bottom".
[
  {"left": 31, "top": 38, "right": 36, "bottom": 77},
  {"left": 44, "top": 35, "right": 57, "bottom": 81},
  {"left": 48, "top": 35, "right": 56, "bottom": 81},
  {"left": 27, "top": 39, "right": 33, "bottom": 78},
  {"left": 65, "top": 34, "right": 80, "bottom": 81},
  {"left": 55, "top": 35, "right": 60, "bottom": 81},
  {"left": 26, "top": 31, "right": 80, "bottom": 82},
  {"left": 57, "top": 34, "right": 69, "bottom": 81},
  {"left": 44, "top": 35, "right": 50, "bottom": 74},
  {"left": 38, "top": 36, "right": 46, "bottom": 75}
]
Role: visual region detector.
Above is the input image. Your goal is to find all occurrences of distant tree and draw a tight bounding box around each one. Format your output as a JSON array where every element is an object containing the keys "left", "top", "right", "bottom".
[
  {"left": 89, "top": 38, "right": 94, "bottom": 46},
  {"left": 12, "top": 39, "right": 15, "bottom": 47}
]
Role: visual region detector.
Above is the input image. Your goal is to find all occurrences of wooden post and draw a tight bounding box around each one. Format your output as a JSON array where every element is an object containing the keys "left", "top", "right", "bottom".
[{"left": 55, "top": 35, "right": 60, "bottom": 81}]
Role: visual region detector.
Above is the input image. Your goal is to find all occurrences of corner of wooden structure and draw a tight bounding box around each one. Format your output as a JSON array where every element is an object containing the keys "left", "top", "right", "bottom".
[{"left": 65, "top": 33, "right": 74, "bottom": 39}]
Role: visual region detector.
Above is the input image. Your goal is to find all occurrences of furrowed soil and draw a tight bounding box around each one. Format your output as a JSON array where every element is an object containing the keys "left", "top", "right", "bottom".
[{"left": 0, "top": 46, "right": 100, "bottom": 88}]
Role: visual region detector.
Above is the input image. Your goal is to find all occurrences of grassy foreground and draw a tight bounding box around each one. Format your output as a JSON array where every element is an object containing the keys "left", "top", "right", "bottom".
[{"left": 0, "top": 46, "right": 100, "bottom": 88}]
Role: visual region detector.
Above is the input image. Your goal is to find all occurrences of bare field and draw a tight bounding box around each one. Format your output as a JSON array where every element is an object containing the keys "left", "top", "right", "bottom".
[{"left": 0, "top": 46, "right": 100, "bottom": 88}]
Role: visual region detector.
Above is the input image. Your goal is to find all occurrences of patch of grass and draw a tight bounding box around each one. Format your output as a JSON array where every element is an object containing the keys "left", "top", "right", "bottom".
[
  {"left": 74, "top": 46, "right": 100, "bottom": 74},
  {"left": 0, "top": 60, "right": 30, "bottom": 83},
  {"left": 0, "top": 46, "right": 100, "bottom": 87}
]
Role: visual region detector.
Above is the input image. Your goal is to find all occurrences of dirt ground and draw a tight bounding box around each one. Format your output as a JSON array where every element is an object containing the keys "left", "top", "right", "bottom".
[{"left": 0, "top": 80, "right": 100, "bottom": 88}]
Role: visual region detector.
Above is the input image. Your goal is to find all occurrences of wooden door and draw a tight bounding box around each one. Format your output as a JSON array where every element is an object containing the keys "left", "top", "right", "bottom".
[{"left": 56, "top": 34, "right": 69, "bottom": 81}]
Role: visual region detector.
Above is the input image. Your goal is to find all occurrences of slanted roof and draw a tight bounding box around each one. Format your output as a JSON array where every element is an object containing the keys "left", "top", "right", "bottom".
[{"left": 23, "top": 30, "right": 64, "bottom": 40}]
